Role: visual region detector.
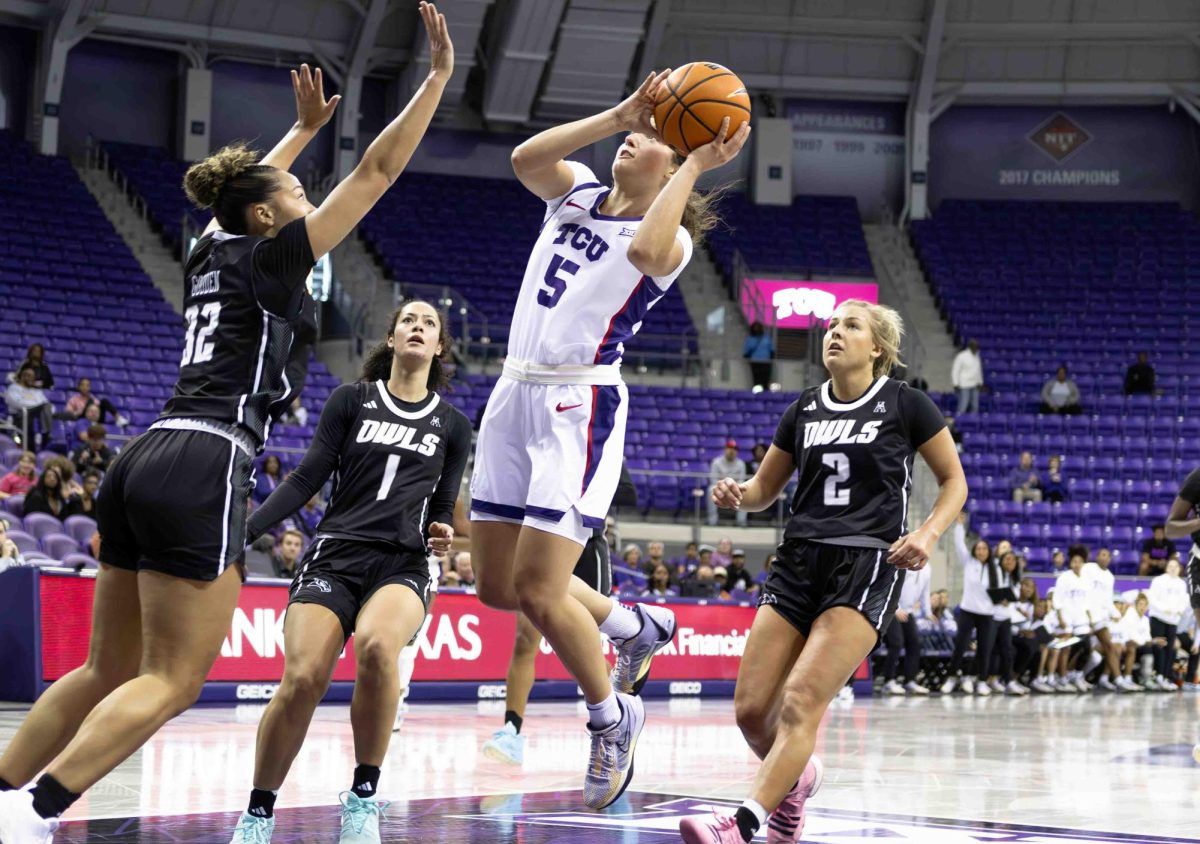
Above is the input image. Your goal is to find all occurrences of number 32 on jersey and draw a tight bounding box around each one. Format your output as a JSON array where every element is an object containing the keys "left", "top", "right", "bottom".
[{"left": 180, "top": 302, "right": 221, "bottom": 366}]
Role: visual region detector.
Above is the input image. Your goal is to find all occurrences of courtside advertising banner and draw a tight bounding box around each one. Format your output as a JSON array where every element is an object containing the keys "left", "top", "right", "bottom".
[
  {"left": 38, "top": 577, "right": 756, "bottom": 685},
  {"left": 741, "top": 279, "right": 879, "bottom": 330}
]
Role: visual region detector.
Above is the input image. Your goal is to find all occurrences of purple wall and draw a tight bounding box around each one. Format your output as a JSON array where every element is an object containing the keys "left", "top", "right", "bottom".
[
  {"left": 59, "top": 39, "right": 179, "bottom": 157},
  {"left": 930, "top": 105, "right": 1200, "bottom": 210},
  {"left": 0, "top": 25, "right": 36, "bottom": 138}
]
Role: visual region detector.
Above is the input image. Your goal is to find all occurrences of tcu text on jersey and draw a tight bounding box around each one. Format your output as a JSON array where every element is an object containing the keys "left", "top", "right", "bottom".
[
  {"left": 551, "top": 223, "right": 609, "bottom": 262},
  {"left": 802, "top": 419, "right": 881, "bottom": 449},
  {"left": 356, "top": 419, "right": 440, "bottom": 456}
]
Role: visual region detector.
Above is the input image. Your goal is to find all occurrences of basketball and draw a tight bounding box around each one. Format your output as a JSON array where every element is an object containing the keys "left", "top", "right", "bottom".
[{"left": 652, "top": 62, "right": 751, "bottom": 156}]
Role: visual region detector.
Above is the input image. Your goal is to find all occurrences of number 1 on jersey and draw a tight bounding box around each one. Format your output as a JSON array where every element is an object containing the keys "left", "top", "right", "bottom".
[
  {"left": 823, "top": 452, "right": 851, "bottom": 506},
  {"left": 376, "top": 453, "right": 401, "bottom": 501}
]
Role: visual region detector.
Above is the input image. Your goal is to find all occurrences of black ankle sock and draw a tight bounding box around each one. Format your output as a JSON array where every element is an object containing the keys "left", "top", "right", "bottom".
[
  {"left": 0, "top": 776, "right": 14, "bottom": 791},
  {"left": 504, "top": 710, "right": 523, "bottom": 734},
  {"left": 733, "top": 806, "right": 760, "bottom": 842},
  {"left": 351, "top": 764, "right": 381, "bottom": 799},
  {"left": 247, "top": 788, "right": 277, "bottom": 819},
  {"left": 30, "top": 774, "right": 79, "bottom": 820}
]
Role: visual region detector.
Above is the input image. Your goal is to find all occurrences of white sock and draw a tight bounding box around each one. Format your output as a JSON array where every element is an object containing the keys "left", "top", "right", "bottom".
[
  {"left": 598, "top": 600, "right": 642, "bottom": 642},
  {"left": 586, "top": 693, "right": 621, "bottom": 729},
  {"left": 741, "top": 798, "right": 768, "bottom": 826}
]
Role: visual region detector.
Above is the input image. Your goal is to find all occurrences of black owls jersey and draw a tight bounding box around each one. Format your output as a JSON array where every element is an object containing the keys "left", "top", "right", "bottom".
[
  {"left": 159, "top": 218, "right": 316, "bottom": 449},
  {"left": 247, "top": 381, "right": 472, "bottom": 553},
  {"left": 773, "top": 377, "right": 945, "bottom": 547}
]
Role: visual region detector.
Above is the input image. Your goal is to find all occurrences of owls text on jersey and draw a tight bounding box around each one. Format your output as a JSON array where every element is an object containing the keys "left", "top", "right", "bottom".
[
  {"left": 772, "top": 377, "right": 946, "bottom": 547},
  {"left": 247, "top": 381, "right": 471, "bottom": 553},
  {"left": 505, "top": 161, "right": 694, "bottom": 367},
  {"left": 160, "top": 217, "right": 315, "bottom": 450}
]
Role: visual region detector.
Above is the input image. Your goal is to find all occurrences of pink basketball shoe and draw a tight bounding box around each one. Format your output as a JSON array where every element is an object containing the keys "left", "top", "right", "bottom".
[{"left": 766, "top": 754, "right": 824, "bottom": 843}]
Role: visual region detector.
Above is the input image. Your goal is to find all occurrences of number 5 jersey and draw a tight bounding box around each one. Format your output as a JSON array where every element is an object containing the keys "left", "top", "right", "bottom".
[{"left": 161, "top": 217, "right": 316, "bottom": 450}]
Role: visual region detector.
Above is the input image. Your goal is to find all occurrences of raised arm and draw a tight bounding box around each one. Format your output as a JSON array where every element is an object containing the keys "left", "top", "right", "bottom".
[
  {"left": 627, "top": 116, "right": 750, "bottom": 277},
  {"left": 303, "top": 2, "right": 452, "bottom": 259},
  {"left": 510, "top": 70, "right": 670, "bottom": 199}
]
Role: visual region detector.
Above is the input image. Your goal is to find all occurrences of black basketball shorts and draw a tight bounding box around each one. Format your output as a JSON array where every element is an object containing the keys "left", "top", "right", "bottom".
[
  {"left": 289, "top": 536, "right": 434, "bottom": 640},
  {"left": 573, "top": 531, "right": 612, "bottom": 594},
  {"left": 97, "top": 423, "right": 254, "bottom": 582},
  {"left": 758, "top": 538, "right": 905, "bottom": 640},
  {"left": 1187, "top": 551, "right": 1200, "bottom": 610}
]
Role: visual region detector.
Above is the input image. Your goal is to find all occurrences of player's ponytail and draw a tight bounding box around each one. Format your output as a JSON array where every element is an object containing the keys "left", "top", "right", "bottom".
[
  {"left": 670, "top": 153, "right": 728, "bottom": 244},
  {"left": 360, "top": 299, "right": 454, "bottom": 392},
  {"left": 183, "top": 142, "right": 280, "bottom": 235}
]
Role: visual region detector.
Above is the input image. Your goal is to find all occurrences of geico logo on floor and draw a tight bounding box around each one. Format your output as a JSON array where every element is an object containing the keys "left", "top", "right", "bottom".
[
  {"left": 477, "top": 685, "right": 507, "bottom": 699},
  {"left": 235, "top": 684, "right": 279, "bottom": 700},
  {"left": 669, "top": 682, "right": 703, "bottom": 695}
]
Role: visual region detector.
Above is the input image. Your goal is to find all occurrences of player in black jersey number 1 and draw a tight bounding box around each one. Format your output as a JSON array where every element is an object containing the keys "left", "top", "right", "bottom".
[
  {"left": 1165, "top": 467, "right": 1200, "bottom": 762},
  {"left": 0, "top": 6, "right": 455, "bottom": 843},
  {"left": 229, "top": 301, "right": 470, "bottom": 844},
  {"left": 680, "top": 301, "right": 967, "bottom": 844}
]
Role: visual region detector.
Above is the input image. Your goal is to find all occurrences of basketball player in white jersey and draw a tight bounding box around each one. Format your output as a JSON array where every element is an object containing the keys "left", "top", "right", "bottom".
[{"left": 469, "top": 70, "right": 749, "bottom": 809}]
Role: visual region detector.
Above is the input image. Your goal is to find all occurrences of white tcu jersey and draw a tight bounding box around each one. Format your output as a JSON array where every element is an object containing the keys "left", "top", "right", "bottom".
[{"left": 506, "top": 162, "right": 694, "bottom": 366}]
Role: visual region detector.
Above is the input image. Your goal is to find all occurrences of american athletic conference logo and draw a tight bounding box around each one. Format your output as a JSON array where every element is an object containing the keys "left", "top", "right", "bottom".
[{"left": 1028, "top": 112, "right": 1091, "bottom": 163}]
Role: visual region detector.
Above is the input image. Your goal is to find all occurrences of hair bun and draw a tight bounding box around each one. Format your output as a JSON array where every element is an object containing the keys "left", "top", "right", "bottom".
[{"left": 183, "top": 143, "right": 261, "bottom": 209}]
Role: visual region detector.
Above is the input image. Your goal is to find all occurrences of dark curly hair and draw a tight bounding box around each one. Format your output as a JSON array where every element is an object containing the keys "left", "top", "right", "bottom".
[
  {"left": 360, "top": 299, "right": 453, "bottom": 392},
  {"left": 183, "top": 143, "right": 281, "bottom": 235}
]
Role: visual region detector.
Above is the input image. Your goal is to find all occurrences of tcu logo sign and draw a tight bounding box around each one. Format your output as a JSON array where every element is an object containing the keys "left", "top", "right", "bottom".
[
  {"left": 552, "top": 223, "right": 610, "bottom": 262},
  {"left": 772, "top": 287, "right": 837, "bottom": 322}
]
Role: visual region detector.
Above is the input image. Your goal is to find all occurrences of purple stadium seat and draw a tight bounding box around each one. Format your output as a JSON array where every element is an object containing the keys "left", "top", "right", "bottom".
[
  {"left": 63, "top": 514, "right": 97, "bottom": 545},
  {"left": 42, "top": 533, "right": 80, "bottom": 560},
  {"left": 59, "top": 552, "right": 97, "bottom": 571},
  {"left": 8, "top": 529, "right": 37, "bottom": 555},
  {"left": 23, "top": 511, "right": 62, "bottom": 541}
]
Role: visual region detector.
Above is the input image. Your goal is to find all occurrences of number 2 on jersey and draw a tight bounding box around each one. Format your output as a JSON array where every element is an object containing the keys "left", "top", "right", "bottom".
[
  {"left": 822, "top": 452, "right": 851, "bottom": 506},
  {"left": 180, "top": 302, "right": 221, "bottom": 366},
  {"left": 376, "top": 454, "right": 401, "bottom": 501},
  {"left": 538, "top": 253, "right": 579, "bottom": 308}
]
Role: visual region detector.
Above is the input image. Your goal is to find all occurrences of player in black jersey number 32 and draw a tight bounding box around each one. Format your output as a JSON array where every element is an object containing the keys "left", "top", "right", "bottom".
[
  {"left": 680, "top": 300, "right": 967, "bottom": 844},
  {"left": 230, "top": 300, "right": 470, "bottom": 843},
  {"left": 0, "top": 6, "right": 455, "bottom": 842}
]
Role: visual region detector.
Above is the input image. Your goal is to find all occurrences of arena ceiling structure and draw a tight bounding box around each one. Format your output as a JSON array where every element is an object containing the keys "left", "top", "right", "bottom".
[{"left": 2, "top": 0, "right": 1200, "bottom": 213}]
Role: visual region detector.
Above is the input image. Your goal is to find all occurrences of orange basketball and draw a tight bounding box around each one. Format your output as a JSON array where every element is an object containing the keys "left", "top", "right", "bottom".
[{"left": 652, "top": 62, "right": 751, "bottom": 157}]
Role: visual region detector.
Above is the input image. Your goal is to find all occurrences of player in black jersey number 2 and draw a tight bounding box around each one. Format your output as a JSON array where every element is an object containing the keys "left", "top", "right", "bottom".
[
  {"left": 229, "top": 301, "right": 470, "bottom": 844},
  {"left": 680, "top": 301, "right": 967, "bottom": 844},
  {"left": 0, "top": 8, "right": 455, "bottom": 841}
]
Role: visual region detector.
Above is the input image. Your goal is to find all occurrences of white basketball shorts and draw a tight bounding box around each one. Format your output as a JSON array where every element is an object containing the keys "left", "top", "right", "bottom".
[{"left": 470, "top": 368, "right": 628, "bottom": 547}]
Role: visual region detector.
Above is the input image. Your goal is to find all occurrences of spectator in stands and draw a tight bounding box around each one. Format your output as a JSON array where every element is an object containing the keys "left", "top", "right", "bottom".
[
  {"left": 725, "top": 549, "right": 752, "bottom": 592},
  {"left": 64, "top": 471, "right": 100, "bottom": 519},
  {"left": 697, "top": 544, "right": 714, "bottom": 570},
  {"left": 919, "top": 588, "right": 957, "bottom": 650},
  {"left": 23, "top": 465, "right": 67, "bottom": 519},
  {"left": 881, "top": 557, "right": 931, "bottom": 696},
  {"left": 71, "top": 424, "right": 114, "bottom": 475},
  {"left": 12, "top": 343, "right": 54, "bottom": 388},
  {"left": 1040, "top": 366, "right": 1083, "bottom": 415},
  {"left": 47, "top": 455, "right": 83, "bottom": 501},
  {"left": 712, "top": 536, "right": 734, "bottom": 568},
  {"left": 69, "top": 404, "right": 101, "bottom": 445},
  {"left": 454, "top": 552, "right": 476, "bottom": 594},
  {"left": 0, "top": 451, "right": 37, "bottom": 500},
  {"left": 1008, "top": 451, "right": 1042, "bottom": 503},
  {"left": 1140, "top": 524, "right": 1173, "bottom": 576},
  {"left": 951, "top": 338, "right": 984, "bottom": 414},
  {"left": 641, "top": 540, "right": 666, "bottom": 576},
  {"left": 681, "top": 563, "right": 719, "bottom": 599},
  {"left": 672, "top": 542, "right": 700, "bottom": 580},
  {"left": 295, "top": 494, "right": 324, "bottom": 539},
  {"left": 271, "top": 529, "right": 304, "bottom": 579},
  {"left": 1011, "top": 578, "right": 1041, "bottom": 685},
  {"left": 1147, "top": 558, "right": 1188, "bottom": 689},
  {"left": 984, "top": 550, "right": 1027, "bottom": 696},
  {"left": 5, "top": 363, "right": 53, "bottom": 450},
  {"left": 942, "top": 515, "right": 997, "bottom": 695},
  {"left": 622, "top": 543, "right": 642, "bottom": 570},
  {"left": 64, "top": 377, "right": 125, "bottom": 426},
  {"left": 255, "top": 455, "right": 284, "bottom": 503},
  {"left": 707, "top": 441, "right": 747, "bottom": 526},
  {"left": 1116, "top": 592, "right": 1153, "bottom": 688},
  {"left": 743, "top": 322, "right": 775, "bottom": 392},
  {"left": 284, "top": 396, "right": 308, "bottom": 427},
  {"left": 1050, "top": 549, "right": 1067, "bottom": 572},
  {"left": 747, "top": 443, "right": 768, "bottom": 476},
  {"left": 0, "top": 517, "right": 25, "bottom": 572},
  {"left": 1042, "top": 455, "right": 1066, "bottom": 503},
  {"left": 642, "top": 562, "right": 677, "bottom": 598},
  {"left": 441, "top": 570, "right": 462, "bottom": 588},
  {"left": 711, "top": 567, "right": 733, "bottom": 601},
  {"left": 1124, "top": 351, "right": 1155, "bottom": 396}
]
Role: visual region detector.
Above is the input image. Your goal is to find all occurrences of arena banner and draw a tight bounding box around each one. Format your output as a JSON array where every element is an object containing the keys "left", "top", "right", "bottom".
[
  {"left": 785, "top": 99, "right": 906, "bottom": 219},
  {"left": 741, "top": 279, "right": 879, "bottom": 330},
  {"left": 929, "top": 105, "right": 1200, "bottom": 209},
  {"left": 36, "top": 574, "right": 758, "bottom": 685}
]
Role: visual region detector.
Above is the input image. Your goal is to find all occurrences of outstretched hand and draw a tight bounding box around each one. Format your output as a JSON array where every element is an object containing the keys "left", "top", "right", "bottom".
[
  {"left": 292, "top": 64, "right": 340, "bottom": 131},
  {"left": 419, "top": 1, "right": 454, "bottom": 79},
  {"left": 687, "top": 117, "right": 751, "bottom": 172},
  {"left": 428, "top": 521, "right": 454, "bottom": 555},
  {"left": 613, "top": 69, "right": 672, "bottom": 137}
]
